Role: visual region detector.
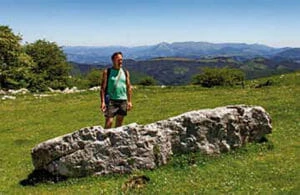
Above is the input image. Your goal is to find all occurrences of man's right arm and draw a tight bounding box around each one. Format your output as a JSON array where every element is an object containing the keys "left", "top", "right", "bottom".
[{"left": 100, "top": 69, "right": 107, "bottom": 112}]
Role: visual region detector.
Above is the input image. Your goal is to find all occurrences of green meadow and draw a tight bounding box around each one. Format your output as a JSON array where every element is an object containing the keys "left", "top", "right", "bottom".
[{"left": 0, "top": 72, "right": 299, "bottom": 194}]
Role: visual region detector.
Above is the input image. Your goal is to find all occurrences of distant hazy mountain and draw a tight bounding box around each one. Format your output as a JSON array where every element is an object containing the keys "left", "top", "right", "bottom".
[
  {"left": 63, "top": 41, "right": 290, "bottom": 64},
  {"left": 273, "top": 48, "right": 300, "bottom": 61}
]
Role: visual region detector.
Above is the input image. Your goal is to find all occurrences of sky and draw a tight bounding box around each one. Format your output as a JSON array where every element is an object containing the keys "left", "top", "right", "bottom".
[{"left": 1, "top": 0, "right": 300, "bottom": 48}]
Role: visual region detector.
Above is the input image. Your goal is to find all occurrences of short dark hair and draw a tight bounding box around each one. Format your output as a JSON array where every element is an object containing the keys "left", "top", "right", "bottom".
[{"left": 111, "top": 51, "right": 123, "bottom": 61}]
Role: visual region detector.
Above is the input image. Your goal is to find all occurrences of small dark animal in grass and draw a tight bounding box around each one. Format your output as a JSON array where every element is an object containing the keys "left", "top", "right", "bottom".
[
  {"left": 122, "top": 175, "right": 150, "bottom": 191},
  {"left": 255, "top": 80, "right": 273, "bottom": 88}
]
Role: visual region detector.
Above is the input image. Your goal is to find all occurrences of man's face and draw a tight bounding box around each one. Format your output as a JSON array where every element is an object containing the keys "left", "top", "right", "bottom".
[{"left": 113, "top": 54, "right": 123, "bottom": 68}]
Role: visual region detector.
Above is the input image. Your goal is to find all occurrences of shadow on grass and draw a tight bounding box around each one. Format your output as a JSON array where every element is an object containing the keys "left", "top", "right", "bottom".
[{"left": 19, "top": 169, "right": 68, "bottom": 186}]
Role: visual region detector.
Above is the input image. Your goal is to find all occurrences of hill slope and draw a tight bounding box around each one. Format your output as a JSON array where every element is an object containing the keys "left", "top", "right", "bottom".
[
  {"left": 273, "top": 48, "right": 300, "bottom": 61},
  {"left": 71, "top": 56, "right": 300, "bottom": 85},
  {"left": 1, "top": 72, "right": 299, "bottom": 193}
]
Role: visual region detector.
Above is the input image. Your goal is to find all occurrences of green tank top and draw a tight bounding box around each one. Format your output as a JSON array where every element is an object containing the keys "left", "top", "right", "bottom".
[{"left": 107, "top": 68, "right": 127, "bottom": 100}]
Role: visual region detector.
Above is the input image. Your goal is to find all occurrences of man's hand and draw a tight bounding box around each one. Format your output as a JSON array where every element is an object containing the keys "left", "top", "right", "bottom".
[
  {"left": 101, "top": 102, "right": 106, "bottom": 112},
  {"left": 127, "top": 101, "right": 133, "bottom": 111}
]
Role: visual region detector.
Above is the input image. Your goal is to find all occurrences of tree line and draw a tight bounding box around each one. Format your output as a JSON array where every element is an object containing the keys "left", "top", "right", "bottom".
[
  {"left": 0, "top": 25, "right": 71, "bottom": 91},
  {"left": 0, "top": 25, "right": 110, "bottom": 91}
]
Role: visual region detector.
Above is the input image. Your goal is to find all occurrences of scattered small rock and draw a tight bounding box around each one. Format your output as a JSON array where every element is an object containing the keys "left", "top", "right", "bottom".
[
  {"left": 0, "top": 90, "right": 7, "bottom": 95},
  {"left": 1, "top": 95, "right": 16, "bottom": 100},
  {"left": 48, "top": 87, "right": 86, "bottom": 94},
  {"left": 8, "top": 88, "right": 29, "bottom": 95},
  {"left": 89, "top": 86, "right": 101, "bottom": 91},
  {"left": 33, "top": 94, "right": 54, "bottom": 98},
  {"left": 48, "top": 87, "right": 62, "bottom": 93}
]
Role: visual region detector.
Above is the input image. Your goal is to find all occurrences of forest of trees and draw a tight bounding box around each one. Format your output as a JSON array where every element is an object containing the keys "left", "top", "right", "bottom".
[{"left": 0, "top": 25, "right": 70, "bottom": 91}]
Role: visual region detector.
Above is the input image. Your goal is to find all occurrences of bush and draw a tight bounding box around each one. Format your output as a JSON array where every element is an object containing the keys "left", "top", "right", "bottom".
[
  {"left": 86, "top": 69, "right": 103, "bottom": 87},
  {"left": 138, "top": 76, "right": 158, "bottom": 86},
  {"left": 67, "top": 76, "right": 90, "bottom": 90},
  {"left": 192, "top": 67, "right": 245, "bottom": 87},
  {"left": 27, "top": 74, "right": 49, "bottom": 92},
  {"left": 24, "top": 39, "right": 71, "bottom": 91},
  {"left": 48, "top": 79, "right": 69, "bottom": 90}
]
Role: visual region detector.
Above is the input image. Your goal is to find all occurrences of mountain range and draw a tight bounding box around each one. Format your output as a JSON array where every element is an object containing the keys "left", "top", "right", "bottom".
[
  {"left": 63, "top": 41, "right": 298, "bottom": 64},
  {"left": 66, "top": 41, "right": 300, "bottom": 85}
]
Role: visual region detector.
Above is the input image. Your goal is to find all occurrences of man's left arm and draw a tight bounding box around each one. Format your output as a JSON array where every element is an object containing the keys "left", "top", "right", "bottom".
[{"left": 126, "top": 70, "right": 133, "bottom": 111}]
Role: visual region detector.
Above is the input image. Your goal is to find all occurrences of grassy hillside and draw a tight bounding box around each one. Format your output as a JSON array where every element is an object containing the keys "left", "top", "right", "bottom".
[
  {"left": 71, "top": 57, "right": 300, "bottom": 85},
  {"left": 0, "top": 72, "right": 299, "bottom": 194}
]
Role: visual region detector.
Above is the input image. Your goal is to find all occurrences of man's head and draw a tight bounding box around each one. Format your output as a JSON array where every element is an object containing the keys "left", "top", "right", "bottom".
[{"left": 111, "top": 51, "right": 123, "bottom": 69}]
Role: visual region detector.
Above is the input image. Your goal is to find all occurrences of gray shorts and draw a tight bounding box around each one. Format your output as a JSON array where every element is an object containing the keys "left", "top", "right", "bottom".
[{"left": 105, "top": 99, "right": 127, "bottom": 118}]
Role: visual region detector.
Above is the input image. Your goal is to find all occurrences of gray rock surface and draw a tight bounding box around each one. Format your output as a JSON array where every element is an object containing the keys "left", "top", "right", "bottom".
[{"left": 31, "top": 105, "right": 272, "bottom": 177}]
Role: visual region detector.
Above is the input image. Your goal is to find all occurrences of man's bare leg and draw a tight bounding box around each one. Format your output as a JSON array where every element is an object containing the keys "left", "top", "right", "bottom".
[
  {"left": 105, "top": 117, "right": 114, "bottom": 129},
  {"left": 115, "top": 115, "right": 124, "bottom": 127}
]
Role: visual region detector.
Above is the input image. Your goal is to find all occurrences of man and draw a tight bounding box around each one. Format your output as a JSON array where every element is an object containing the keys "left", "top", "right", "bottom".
[{"left": 100, "top": 52, "right": 132, "bottom": 128}]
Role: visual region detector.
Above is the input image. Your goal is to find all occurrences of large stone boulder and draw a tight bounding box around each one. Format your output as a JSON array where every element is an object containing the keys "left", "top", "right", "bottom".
[{"left": 31, "top": 105, "right": 272, "bottom": 177}]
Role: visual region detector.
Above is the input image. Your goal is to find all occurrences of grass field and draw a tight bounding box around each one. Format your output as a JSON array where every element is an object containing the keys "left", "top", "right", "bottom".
[{"left": 0, "top": 72, "right": 299, "bottom": 194}]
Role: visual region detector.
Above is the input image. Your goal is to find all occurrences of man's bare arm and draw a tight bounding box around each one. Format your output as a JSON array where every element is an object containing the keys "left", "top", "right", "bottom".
[
  {"left": 126, "top": 70, "right": 133, "bottom": 110},
  {"left": 100, "top": 69, "right": 107, "bottom": 111}
]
